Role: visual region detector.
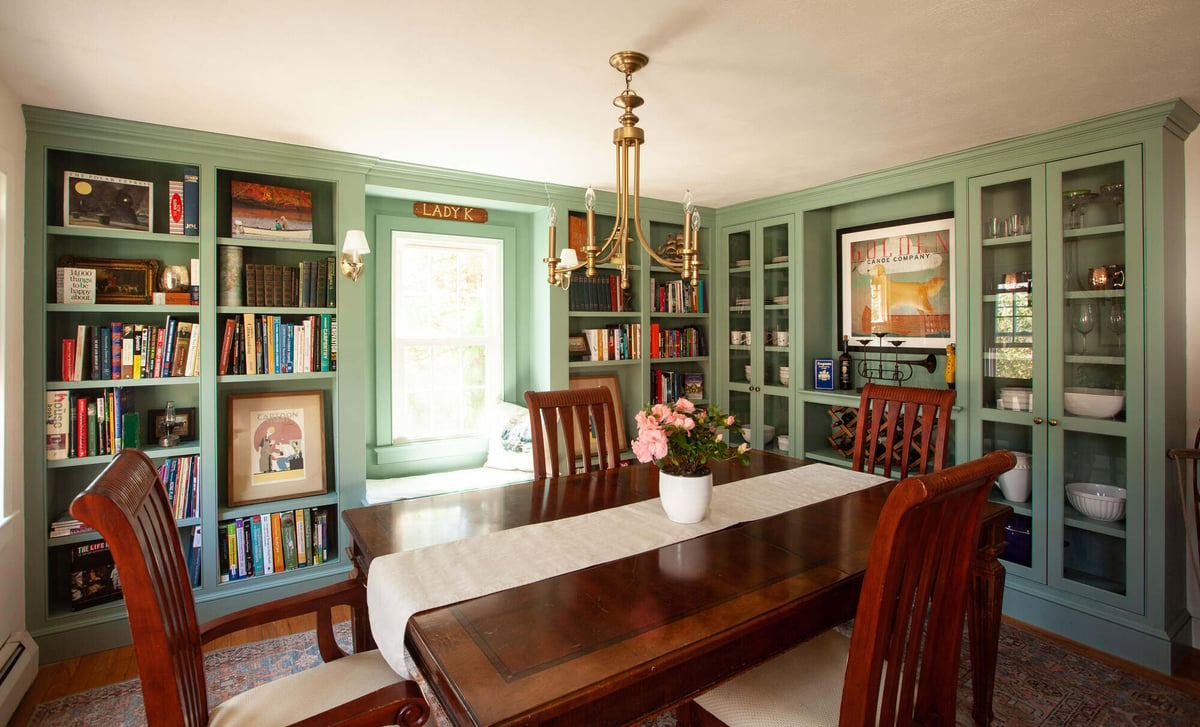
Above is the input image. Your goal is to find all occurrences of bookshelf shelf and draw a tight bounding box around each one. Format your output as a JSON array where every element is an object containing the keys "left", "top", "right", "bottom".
[
  {"left": 217, "top": 236, "right": 338, "bottom": 254},
  {"left": 46, "top": 377, "right": 200, "bottom": 390},
  {"left": 47, "top": 225, "right": 203, "bottom": 246}
]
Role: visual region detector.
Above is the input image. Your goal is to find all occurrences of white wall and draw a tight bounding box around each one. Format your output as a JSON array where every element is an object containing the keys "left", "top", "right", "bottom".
[{"left": 0, "top": 76, "right": 25, "bottom": 642}]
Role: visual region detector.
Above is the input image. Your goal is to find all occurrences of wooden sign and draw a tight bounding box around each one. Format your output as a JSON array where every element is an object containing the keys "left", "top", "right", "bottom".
[{"left": 413, "top": 202, "right": 489, "bottom": 224}]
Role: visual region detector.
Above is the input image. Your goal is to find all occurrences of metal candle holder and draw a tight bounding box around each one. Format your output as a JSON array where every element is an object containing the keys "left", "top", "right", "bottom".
[{"left": 854, "top": 333, "right": 937, "bottom": 386}]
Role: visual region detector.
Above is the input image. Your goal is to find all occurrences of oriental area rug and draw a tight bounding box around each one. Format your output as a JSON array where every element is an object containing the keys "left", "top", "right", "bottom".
[{"left": 26, "top": 621, "right": 1200, "bottom": 726}]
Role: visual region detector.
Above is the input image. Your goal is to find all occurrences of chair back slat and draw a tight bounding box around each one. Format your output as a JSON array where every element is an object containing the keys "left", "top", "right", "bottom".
[
  {"left": 524, "top": 388, "right": 622, "bottom": 479},
  {"left": 70, "top": 450, "right": 207, "bottom": 727},
  {"left": 840, "top": 450, "right": 1016, "bottom": 726},
  {"left": 852, "top": 383, "right": 956, "bottom": 477}
]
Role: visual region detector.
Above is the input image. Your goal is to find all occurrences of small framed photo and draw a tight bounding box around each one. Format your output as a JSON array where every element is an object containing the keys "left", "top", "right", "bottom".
[
  {"left": 227, "top": 391, "right": 326, "bottom": 507},
  {"left": 567, "top": 335, "right": 590, "bottom": 361},
  {"left": 814, "top": 358, "right": 835, "bottom": 391},
  {"left": 58, "top": 256, "right": 160, "bottom": 304},
  {"left": 568, "top": 374, "right": 627, "bottom": 452},
  {"left": 148, "top": 406, "right": 197, "bottom": 443},
  {"left": 64, "top": 171, "right": 153, "bottom": 232}
]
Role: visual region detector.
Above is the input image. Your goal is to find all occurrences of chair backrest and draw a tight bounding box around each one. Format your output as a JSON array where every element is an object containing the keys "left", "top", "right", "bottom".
[
  {"left": 840, "top": 450, "right": 1015, "bottom": 726},
  {"left": 70, "top": 449, "right": 208, "bottom": 726},
  {"left": 524, "top": 387, "right": 621, "bottom": 479},
  {"left": 852, "top": 383, "right": 955, "bottom": 478}
]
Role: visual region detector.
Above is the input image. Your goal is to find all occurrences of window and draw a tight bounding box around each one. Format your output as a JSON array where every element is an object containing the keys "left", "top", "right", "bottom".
[
  {"left": 993, "top": 288, "right": 1034, "bottom": 379},
  {"left": 390, "top": 231, "right": 502, "bottom": 443}
]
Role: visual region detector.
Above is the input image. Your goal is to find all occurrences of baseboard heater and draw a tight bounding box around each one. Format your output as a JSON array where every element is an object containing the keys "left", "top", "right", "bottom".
[{"left": 0, "top": 631, "right": 38, "bottom": 725}]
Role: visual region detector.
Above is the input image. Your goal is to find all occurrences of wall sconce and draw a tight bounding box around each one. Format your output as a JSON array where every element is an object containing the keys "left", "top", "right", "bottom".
[{"left": 341, "top": 229, "right": 370, "bottom": 282}]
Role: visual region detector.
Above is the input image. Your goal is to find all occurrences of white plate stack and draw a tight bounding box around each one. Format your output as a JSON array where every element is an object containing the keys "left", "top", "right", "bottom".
[{"left": 997, "top": 387, "right": 1033, "bottom": 411}]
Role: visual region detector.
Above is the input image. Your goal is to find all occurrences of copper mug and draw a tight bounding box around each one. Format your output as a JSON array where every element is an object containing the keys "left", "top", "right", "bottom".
[
  {"left": 1088, "top": 267, "right": 1109, "bottom": 290},
  {"left": 1107, "top": 264, "right": 1125, "bottom": 289}
]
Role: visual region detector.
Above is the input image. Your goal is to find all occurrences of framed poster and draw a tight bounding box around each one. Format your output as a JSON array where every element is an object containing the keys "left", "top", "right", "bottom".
[
  {"left": 227, "top": 391, "right": 326, "bottom": 506},
  {"left": 230, "top": 180, "right": 314, "bottom": 242},
  {"left": 567, "top": 374, "right": 627, "bottom": 453},
  {"left": 837, "top": 213, "right": 955, "bottom": 352},
  {"left": 64, "top": 171, "right": 153, "bottom": 232}
]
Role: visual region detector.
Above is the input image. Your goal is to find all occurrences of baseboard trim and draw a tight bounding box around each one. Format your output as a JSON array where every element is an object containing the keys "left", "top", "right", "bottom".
[{"left": 0, "top": 631, "right": 39, "bottom": 726}]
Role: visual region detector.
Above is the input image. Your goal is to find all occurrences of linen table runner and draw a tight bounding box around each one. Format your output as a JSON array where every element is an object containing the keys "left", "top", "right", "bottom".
[{"left": 368, "top": 463, "right": 888, "bottom": 678}]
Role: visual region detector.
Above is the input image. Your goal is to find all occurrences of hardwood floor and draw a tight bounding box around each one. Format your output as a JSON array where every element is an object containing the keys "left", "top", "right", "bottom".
[
  {"left": 8, "top": 606, "right": 350, "bottom": 727},
  {"left": 9, "top": 612, "right": 1200, "bottom": 726}
]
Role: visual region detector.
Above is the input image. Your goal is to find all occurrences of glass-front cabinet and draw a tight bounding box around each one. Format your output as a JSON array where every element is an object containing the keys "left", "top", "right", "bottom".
[
  {"left": 969, "top": 145, "right": 1143, "bottom": 612},
  {"left": 723, "top": 215, "right": 794, "bottom": 450}
]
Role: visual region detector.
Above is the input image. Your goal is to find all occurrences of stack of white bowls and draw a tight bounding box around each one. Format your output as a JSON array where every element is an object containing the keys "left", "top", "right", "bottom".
[
  {"left": 779, "top": 366, "right": 790, "bottom": 386},
  {"left": 997, "top": 387, "right": 1033, "bottom": 411}
]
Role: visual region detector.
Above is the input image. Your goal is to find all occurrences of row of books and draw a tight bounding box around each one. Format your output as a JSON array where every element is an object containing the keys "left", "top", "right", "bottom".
[
  {"left": 241, "top": 259, "right": 336, "bottom": 308},
  {"left": 650, "top": 277, "right": 707, "bottom": 313},
  {"left": 158, "top": 455, "right": 201, "bottom": 520},
  {"left": 219, "top": 506, "right": 332, "bottom": 582},
  {"left": 49, "top": 511, "right": 94, "bottom": 539},
  {"left": 579, "top": 324, "right": 641, "bottom": 361},
  {"left": 68, "top": 525, "right": 201, "bottom": 611},
  {"left": 567, "top": 272, "right": 634, "bottom": 312},
  {"left": 651, "top": 370, "right": 705, "bottom": 404},
  {"left": 217, "top": 313, "right": 337, "bottom": 375},
  {"left": 648, "top": 324, "right": 708, "bottom": 359},
  {"left": 59, "top": 318, "right": 200, "bottom": 382},
  {"left": 44, "top": 388, "right": 136, "bottom": 460}
]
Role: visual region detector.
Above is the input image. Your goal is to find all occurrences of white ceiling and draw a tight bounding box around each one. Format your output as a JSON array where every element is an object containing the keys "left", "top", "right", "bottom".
[{"left": 1, "top": 0, "right": 1198, "bottom": 208}]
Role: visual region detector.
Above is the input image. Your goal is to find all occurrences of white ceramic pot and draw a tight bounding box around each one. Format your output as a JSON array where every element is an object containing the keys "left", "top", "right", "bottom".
[{"left": 658, "top": 469, "right": 714, "bottom": 524}]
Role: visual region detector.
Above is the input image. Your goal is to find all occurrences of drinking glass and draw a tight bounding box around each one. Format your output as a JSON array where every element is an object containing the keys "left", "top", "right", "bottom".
[
  {"left": 1107, "top": 303, "right": 1126, "bottom": 352},
  {"left": 1074, "top": 301, "right": 1097, "bottom": 354}
]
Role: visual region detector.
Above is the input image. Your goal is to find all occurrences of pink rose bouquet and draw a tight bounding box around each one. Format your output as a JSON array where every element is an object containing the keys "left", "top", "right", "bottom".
[{"left": 631, "top": 398, "right": 749, "bottom": 476}]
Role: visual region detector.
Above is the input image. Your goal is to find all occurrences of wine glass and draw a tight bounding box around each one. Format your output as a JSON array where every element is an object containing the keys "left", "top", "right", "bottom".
[
  {"left": 1107, "top": 303, "right": 1126, "bottom": 353},
  {"left": 1074, "top": 301, "right": 1097, "bottom": 354},
  {"left": 1101, "top": 182, "right": 1124, "bottom": 224}
]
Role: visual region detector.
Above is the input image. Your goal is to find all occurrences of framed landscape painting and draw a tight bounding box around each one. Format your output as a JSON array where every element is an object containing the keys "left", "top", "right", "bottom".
[
  {"left": 227, "top": 391, "right": 326, "bottom": 506},
  {"left": 837, "top": 213, "right": 955, "bottom": 353},
  {"left": 230, "top": 180, "right": 313, "bottom": 242}
]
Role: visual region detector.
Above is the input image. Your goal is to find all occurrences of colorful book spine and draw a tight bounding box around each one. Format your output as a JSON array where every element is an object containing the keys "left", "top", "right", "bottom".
[
  {"left": 45, "top": 390, "right": 70, "bottom": 460},
  {"left": 182, "top": 166, "right": 199, "bottom": 236},
  {"left": 250, "top": 516, "right": 265, "bottom": 577},
  {"left": 168, "top": 179, "right": 184, "bottom": 234}
]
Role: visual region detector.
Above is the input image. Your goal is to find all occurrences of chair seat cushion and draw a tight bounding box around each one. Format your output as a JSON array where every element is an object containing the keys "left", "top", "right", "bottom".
[
  {"left": 693, "top": 629, "right": 850, "bottom": 727},
  {"left": 209, "top": 648, "right": 401, "bottom": 726}
]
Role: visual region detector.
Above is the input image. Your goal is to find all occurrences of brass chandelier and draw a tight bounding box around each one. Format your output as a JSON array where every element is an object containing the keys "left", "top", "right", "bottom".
[{"left": 546, "top": 51, "right": 702, "bottom": 291}]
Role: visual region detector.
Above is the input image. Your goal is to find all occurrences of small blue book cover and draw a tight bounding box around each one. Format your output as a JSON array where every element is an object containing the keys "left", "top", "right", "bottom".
[{"left": 814, "top": 358, "right": 835, "bottom": 391}]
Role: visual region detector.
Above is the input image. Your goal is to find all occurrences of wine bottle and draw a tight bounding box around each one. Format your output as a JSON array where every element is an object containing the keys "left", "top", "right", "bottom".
[{"left": 838, "top": 335, "right": 853, "bottom": 390}]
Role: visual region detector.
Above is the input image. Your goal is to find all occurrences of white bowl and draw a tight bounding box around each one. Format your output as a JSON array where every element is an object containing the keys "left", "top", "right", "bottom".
[
  {"left": 1066, "top": 482, "right": 1127, "bottom": 522},
  {"left": 1063, "top": 388, "right": 1125, "bottom": 419},
  {"left": 776, "top": 434, "right": 790, "bottom": 451},
  {"left": 997, "top": 388, "right": 1033, "bottom": 411},
  {"left": 761, "top": 424, "right": 776, "bottom": 444}
]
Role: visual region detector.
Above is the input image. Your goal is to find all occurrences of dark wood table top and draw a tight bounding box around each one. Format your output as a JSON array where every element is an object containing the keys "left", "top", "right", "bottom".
[{"left": 343, "top": 452, "right": 1010, "bottom": 726}]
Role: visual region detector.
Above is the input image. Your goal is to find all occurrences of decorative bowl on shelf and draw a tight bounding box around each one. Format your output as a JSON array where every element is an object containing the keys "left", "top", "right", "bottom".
[
  {"left": 772, "top": 295, "right": 789, "bottom": 305},
  {"left": 995, "top": 451, "right": 1032, "bottom": 502},
  {"left": 1063, "top": 387, "right": 1124, "bottom": 418},
  {"left": 1066, "top": 482, "right": 1126, "bottom": 522},
  {"left": 760, "top": 424, "right": 775, "bottom": 445},
  {"left": 776, "top": 434, "right": 789, "bottom": 451},
  {"left": 997, "top": 387, "right": 1033, "bottom": 411}
]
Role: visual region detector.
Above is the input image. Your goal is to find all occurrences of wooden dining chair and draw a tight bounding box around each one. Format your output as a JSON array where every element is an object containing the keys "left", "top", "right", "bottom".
[
  {"left": 524, "top": 387, "right": 622, "bottom": 479},
  {"left": 852, "top": 383, "right": 956, "bottom": 478},
  {"left": 69, "top": 449, "right": 429, "bottom": 727},
  {"left": 687, "top": 450, "right": 1016, "bottom": 726}
]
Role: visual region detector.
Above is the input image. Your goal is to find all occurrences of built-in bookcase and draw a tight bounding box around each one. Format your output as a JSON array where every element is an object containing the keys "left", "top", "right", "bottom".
[{"left": 24, "top": 108, "right": 358, "bottom": 661}]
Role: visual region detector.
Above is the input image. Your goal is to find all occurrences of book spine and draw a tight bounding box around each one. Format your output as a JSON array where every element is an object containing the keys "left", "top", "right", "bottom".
[
  {"left": 326, "top": 257, "right": 336, "bottom": 307},
  {"left": 234, "top": 518, "right": 246, "bottom": 578},
  {"left": 294, "top": 508, "right": 308, "bottom": 566},
  {"left": 280, "top": 511, "right": 298, "bottom": 571},
  {"left": 226, "top": 523, "right": 239, "bottom": 580},
  {"left": 329, "top": 318, "right": 337, "bottom": 372},
  {"left": 271, "top": 512, "right": 285, "bottom": 572},
  {"left": 261, "top": 513, "right": 275, "bottom": 575},
  {"left": 218, "top": 523, "right": 230, "bottom": 583},
  {"left": 99, "top": 325, "right": 111, "bottom": 380},
  {"left": 45, "top": 390, "right": 70, "bottom": 460},
  {"left": 250, "top": 516, "right": 265, "bottom": 577},
  {"left": 168, "top": 179, "right": 184, "bottom": 234},
  {"left": 183, "top": 166, "right": 199, "bottom": 236},
  {"left": 242, "top": 518, "right": 254, "bottom": 577}
]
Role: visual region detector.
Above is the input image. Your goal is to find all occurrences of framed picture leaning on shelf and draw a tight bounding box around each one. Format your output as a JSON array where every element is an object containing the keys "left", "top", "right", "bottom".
[
  {"left": 58, "top": 255, "right": 159, "bottom": 304},
  {"left": 227, "top": 391, "right": 326, "bottom": 506},
  {"left": 567, "top": 374, "right": 627, "bottom": 454},
  {"left": 64, "top": 171, "right": 153, "bottom": 232},
  {"left": 836, "top": 213, "right": 955, "bottom": 353}
]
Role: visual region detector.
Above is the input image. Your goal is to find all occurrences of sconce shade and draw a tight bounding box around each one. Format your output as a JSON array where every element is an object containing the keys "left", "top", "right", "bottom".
[
  {"left": 342, "top": 229, "right": 370, "bottom": 255},
  {"left": 558, "top": 248, "right": 579, "bottom": 269}
]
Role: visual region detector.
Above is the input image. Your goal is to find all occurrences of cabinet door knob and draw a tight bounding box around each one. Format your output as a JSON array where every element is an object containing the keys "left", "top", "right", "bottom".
[
  {"left": 1049, "top": 419, "right": 1059, "bottom": 426},
  {"left": 1033, "top": 417, "right": 1044, "bottom": 424}
]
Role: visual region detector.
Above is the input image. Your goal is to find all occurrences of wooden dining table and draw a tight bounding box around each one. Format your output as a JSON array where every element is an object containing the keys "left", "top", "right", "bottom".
[{"left": 343, "top": 451, "right": 1012, "bottom": 727}]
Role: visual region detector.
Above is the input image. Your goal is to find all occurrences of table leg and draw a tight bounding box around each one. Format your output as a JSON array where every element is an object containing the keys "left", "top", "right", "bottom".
[
  {"left": 347, "top": 544, "right": 377, "bottom": 653},
  {"left": 967, "top": 520, "right": 1007, "bottom": 727}
]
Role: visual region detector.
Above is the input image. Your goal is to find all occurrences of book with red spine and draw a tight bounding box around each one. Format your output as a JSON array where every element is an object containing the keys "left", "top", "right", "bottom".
[{"left": 219, "top": 318, "right": 236, "bottom": 375}]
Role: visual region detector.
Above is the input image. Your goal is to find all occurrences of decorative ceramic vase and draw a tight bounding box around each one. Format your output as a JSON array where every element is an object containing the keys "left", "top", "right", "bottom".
[
  {"left": 658, "top": 469, "right": 714, "bottom": 524},
  {"left": 218, "top": 245, "right": 244, "bottom": 306}
]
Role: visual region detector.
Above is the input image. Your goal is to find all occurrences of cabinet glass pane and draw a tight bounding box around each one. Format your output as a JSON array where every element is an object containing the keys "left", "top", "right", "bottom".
[
  {"left": 1059, "top": 430, "right": 1127, "bottom": 596},
  {"left": 979, "top": 179, "right": 1035, "bottom": 412},
  {"left": 727, "top": 230, "right": 752, "bottom": 389},
  {"left": 1059, "top": 160, "right": 1127, "bottom": 422},
  {"left": 728, "top": 389, "right": 751, "bottom": 446},
  {"left": 982, "top": 420, "right": 1038, "bottom": 572},
  {"left": 761, "top": 392, "right": 789, "bottom": 452}
]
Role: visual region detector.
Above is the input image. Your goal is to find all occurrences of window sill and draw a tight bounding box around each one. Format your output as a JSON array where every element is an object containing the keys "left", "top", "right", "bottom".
[{"left": 374, "top": 435, "right": 488, "bottom": 465}]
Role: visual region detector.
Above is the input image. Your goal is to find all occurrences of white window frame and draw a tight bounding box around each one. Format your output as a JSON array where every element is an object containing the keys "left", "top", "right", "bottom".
[{"left": 389, "top": 230, "right": 502, "bottom": 443}]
